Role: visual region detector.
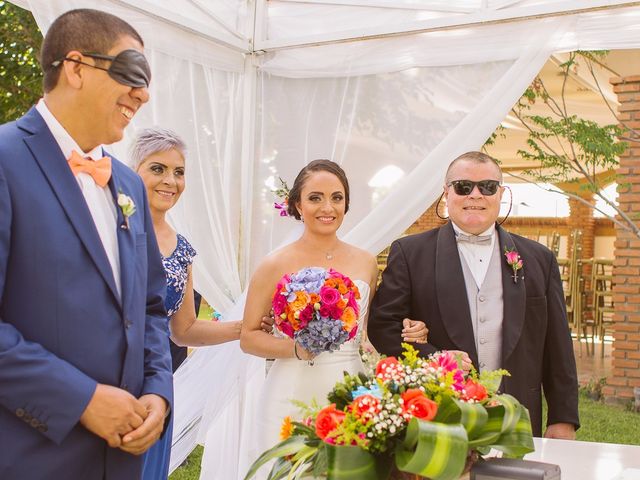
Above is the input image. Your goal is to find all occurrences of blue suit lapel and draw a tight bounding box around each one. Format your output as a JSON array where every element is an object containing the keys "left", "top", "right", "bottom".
[
  {"left": 435, "top": 222, "right": 479, "bottom": 365},
  {"left": 497, "top": 226, "right": 526, "bottom": 363},
  {"left": 20, "top": 108, "right": 121, "bottom": 307},
  {"left": 108, "top": 159, "right": 135, "bottom": 316}
]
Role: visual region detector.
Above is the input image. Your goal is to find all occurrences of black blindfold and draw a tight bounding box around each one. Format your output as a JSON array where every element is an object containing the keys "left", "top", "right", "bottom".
[{"left": 51, "top": 49, "right": 151, "bottom": 88}]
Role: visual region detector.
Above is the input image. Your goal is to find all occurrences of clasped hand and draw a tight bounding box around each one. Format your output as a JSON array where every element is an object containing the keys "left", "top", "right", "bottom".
[{"left": 80, "top": 384, "right": 168, "bottom": 455}]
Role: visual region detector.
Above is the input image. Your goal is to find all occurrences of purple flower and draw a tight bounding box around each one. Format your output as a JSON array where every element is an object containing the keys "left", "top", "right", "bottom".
[
  {"left": 286, "top": 267, "right": 327, "bottom": 296},
  {"left": 295, "top": 316, "right": 349, "bottom": 355}
]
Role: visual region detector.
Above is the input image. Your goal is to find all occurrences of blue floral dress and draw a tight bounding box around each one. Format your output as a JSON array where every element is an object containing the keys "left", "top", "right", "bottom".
[{"left": 142, "top": 233, "right": 196, "bottom": 480}]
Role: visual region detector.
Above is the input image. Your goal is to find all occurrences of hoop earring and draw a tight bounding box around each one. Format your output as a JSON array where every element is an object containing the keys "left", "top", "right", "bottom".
[
  {"left": 435, "top": 193, "right": 448, "bottom": 220},
  {"left": 497, "top": 185, "right": 512, "bottom": 226}
]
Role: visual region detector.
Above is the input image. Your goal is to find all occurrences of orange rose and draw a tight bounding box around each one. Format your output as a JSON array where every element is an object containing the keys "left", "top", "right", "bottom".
[
  {"left": 461, "top": 379, "right": 488, "bottom": 402},
  {"left": 375, "top": 357, "right": 404, "bottom": 380},
  {"left": 350, "top": 395, "right": 381, "bottom": 421},
  {"left": 341, "top": 306, "right": 357, "bottom": 330},
  {"left": 401, "top": 389, "right": 438, "bottom": 421},
  {"left": 291, "top": 291, "right": 310, "bottom": 311},
  {"left": 315, "top": 404, "right": 345, "bottom": 440}
]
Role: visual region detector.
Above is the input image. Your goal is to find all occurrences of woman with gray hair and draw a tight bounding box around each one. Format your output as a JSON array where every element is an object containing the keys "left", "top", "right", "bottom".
[{"left": 134, "top": 127, "right": 242, "bottom": 479}]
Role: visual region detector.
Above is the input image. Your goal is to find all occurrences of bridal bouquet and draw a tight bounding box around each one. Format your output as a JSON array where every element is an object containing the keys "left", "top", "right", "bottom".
[
  {"left": 245, "top": 345, "right": 534, "bottom": 480},
  {"left": 272, "top": 267, "right": 360, "bottom": 354}
]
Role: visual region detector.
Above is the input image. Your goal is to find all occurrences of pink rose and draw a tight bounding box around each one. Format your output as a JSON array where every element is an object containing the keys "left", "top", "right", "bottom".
[
  {"left": 347, "top": 291, "right": 359, "bottom": 311},
  {"left": 279, "top": 321, "right": 294, "bottom": 339},
  {"left": 505, "top": 250, "right": 519, "bottom": 264},
  {"left": 272, "top": 293, "right": 287, "bottom": 316},
  {"left": 298, "top": 304, "right": 313, "bottom": 328},
  {"left": 320, "top": 286, "right": 340, "bottom": 305},
  {"left": 329, "top": 305, "right": 343, "bottom": 319},
  {"left": 319, "top": 305, "right": 332, "bottom": 317},
  {"left": 348, "top": 325, "right": 358, "bottom": 340}
]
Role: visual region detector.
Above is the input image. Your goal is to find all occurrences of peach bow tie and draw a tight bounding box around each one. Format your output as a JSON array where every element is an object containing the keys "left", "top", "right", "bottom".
[{"left": 67, "top": 150, "right": 112, "bottom": 188}]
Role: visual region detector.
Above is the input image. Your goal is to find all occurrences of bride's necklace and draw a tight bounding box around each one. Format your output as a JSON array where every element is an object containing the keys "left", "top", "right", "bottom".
[{"left": 325, "top": 251, "right": 334, "bottom": 260}]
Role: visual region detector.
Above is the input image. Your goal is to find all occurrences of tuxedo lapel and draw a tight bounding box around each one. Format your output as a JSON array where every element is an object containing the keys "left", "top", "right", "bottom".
[
  {"left": 497, "top": 226, "right": 526, "bottom": 363},
  {"left": 108, "top": 160, "right": 135, "bottom": 315},
  {"left": 22, "top": 112, "right": 120, "bottom": 306},
  {"left": 435, "top": 222, "right": 478, "bottom": 363}
]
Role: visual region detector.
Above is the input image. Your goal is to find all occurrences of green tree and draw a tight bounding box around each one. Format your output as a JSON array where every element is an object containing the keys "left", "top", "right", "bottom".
[
  {"left": 500, "top": 51, "right": 637, "bottom": 236},
  {"left": 0, "top": 1, "right": 42, "bottom": 124}
]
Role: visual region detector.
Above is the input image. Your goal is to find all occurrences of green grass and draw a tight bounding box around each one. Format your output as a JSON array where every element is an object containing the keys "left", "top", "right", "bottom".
[
  {"left": 573, "top": 392, "right": 640, "bottom": 445},
  {"left": 169, "top": 392, "right": 640, "bottom": 479},
  {"left": 169, "top": 445, "right": 202, "bottom": 480}
]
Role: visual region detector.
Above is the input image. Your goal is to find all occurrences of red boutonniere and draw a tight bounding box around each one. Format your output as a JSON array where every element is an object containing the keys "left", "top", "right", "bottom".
[{"left": 504, "top": 247, "right": 523, "bottom": 283}]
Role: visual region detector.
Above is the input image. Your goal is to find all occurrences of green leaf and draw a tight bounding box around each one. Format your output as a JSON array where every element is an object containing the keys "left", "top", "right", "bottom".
[
  {"left": 243, "top": 436, "right": 308, "bottom": 480},
  {"left": 395, "top": 418, "right": 468, "bottom": 480},
  {"left": 325, "top": 444, "right": 391, "bottom": 480},
  {"left": 490, "top": 405, "right": 535, "bottom": 457}
]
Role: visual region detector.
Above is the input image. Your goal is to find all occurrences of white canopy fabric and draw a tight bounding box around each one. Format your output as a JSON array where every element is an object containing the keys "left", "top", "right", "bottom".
[{"left": 13, "top": 0, "right": 640, "bottom": 476}]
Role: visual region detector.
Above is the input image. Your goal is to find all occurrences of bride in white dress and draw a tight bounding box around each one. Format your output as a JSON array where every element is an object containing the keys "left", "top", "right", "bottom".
[{"left": 239, "top": 160, "right": 428, "bottom": 463}]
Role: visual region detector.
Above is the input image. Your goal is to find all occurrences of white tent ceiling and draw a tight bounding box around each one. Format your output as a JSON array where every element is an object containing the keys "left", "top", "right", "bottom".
[{"left": 11, "top": 0, "right": 640, "bottom": 474}]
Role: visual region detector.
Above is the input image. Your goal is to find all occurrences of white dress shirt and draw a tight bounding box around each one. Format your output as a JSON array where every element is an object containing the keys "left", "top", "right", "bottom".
[
  {"left": 36, "top": 99, "right": 121, "bottom": 297},
  {"left": 452, "top": 222, "right": 496, "bottom": 288}
]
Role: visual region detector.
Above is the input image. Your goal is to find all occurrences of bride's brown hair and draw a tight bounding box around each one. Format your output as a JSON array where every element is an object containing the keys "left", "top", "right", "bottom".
[{"left": 287, "top": 159, "right": 350, "bottom": 220}]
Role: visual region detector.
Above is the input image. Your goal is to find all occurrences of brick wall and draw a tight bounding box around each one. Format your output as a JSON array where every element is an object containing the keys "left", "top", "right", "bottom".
[
  {"left": 603, "top": 75, "right": 640, "bottom": 403},
  {"left": 408, "top": 197, "right": 447, "bottom": 234}
]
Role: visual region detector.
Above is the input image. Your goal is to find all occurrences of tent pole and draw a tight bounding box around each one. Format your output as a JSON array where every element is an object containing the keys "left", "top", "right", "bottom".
[{"left": 256, "top": 0, "right": 640, "bottom": 52}]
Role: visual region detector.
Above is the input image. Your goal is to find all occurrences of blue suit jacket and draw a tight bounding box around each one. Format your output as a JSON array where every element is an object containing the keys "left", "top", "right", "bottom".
[{"left": 0, "top": 107, "right": 173, "bottom": 479}]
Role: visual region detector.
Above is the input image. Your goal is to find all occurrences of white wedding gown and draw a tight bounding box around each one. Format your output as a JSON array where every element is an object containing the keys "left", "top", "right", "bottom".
[
  {"left": 258, "top": 279, "right": 370, "bottom": 459},
  {"left": 197, "top": 280, "right": 369, "bottom": 480}
]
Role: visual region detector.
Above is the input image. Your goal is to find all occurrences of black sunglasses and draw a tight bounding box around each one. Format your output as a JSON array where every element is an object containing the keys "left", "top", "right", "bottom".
[
  {"left": 447, "top": 179, "right": 501, "bottom": 196},
  {"left": 51, "top": 49, "right": 151, "bottom": 88}
]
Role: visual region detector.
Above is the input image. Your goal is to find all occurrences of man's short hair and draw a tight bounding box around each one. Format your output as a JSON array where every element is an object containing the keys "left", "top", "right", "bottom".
[
  {"left": 445, "top": 151, "right": 503, "bottom": 184},
  {"left": 40, "top": 8, "right": 144, "bottom": 92}
]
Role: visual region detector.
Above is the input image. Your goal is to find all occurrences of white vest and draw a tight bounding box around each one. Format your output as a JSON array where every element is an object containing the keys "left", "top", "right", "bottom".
[{"left": 458, "top": 239, "right": 504, "bottom": 372}]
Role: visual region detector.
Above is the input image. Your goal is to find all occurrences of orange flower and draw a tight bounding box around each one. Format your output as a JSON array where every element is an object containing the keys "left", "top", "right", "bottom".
[
  {"left": 341, "top": 307, "right": 357, "bottom": 330},
  {"left": 315, "top": 404, "right": 345, "bottom": 440},
  {"left": 350, "top": 394, "right": 381, "bottom": 421},
  {"left": 309, "top": 293, "right": 321, "bottom": 304},
  {"left": 375, "top": 357, "right": 404, "bottom": 380},
  {"left": 460, "top": 379, "right": 488, "bottom": 402},
  {"left": 291, "top": 291, "right": 310, "bottom": 311},
  {"left": 337, "top": 299, "right": 347, "bottom": 310},
  {"left": 280, "top": 416, "right": 293, "bottom": 440},
  {"left": 401, "top": 389, "right": 438, "bottom": 421}
]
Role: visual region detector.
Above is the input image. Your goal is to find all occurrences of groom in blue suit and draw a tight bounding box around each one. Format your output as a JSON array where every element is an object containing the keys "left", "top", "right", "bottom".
[{"left": 0, "top": 9, "right": 172, "bottom": 479}]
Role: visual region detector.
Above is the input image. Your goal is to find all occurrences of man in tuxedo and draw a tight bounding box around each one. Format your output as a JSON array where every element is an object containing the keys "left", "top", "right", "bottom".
[
  {"left": 0, "top": 9, "right": 172, "bottom": 479},
  {"left": 369, "top": 151, "right": 579, "bottom": 439}
]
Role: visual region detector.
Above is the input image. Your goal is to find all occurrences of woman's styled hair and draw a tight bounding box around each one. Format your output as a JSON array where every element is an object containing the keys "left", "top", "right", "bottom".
[
  {"left": 131, "top": 127, "right": 187, "bottom": 169},
  {"left": 287, "top": 159, "right": 350, "bottom": 220}
]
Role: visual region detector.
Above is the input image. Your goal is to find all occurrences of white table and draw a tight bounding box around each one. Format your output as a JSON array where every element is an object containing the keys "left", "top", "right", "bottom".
[{"left": 524, "top": 438, "right": 640, "bottom": 480}]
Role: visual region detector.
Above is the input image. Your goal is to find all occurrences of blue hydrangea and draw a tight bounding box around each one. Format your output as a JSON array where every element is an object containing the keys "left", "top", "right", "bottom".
[
  {"left": 285, "top": 267, "right": 327, "bottom": 301},
  {"left": 295, "top": 315, "right": 348, "bottom": 355},
  {"left": 352, "top": 384, "right": 383, "bottom": 399}
]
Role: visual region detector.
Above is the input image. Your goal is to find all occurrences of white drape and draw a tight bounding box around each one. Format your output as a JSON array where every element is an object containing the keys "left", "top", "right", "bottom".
[{"left": 15, "top": 0, "right": 640, "bottom": 476}]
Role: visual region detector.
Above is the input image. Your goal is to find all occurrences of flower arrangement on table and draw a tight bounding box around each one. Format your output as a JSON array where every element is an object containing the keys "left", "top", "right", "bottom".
[
  {"left": 272, "top": 267, "right": 360, "bottom": 355},
  {"left": 245, "top": 345, "right": 534, "bottom": 480}
]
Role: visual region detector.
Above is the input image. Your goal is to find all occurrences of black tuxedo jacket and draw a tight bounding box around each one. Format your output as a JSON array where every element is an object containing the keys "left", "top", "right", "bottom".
[{"left": 368, "top": 222, "right": 579, "bottom": 436}]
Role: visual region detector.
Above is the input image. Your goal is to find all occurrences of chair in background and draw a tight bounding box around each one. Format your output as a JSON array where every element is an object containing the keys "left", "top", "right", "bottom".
[
  {"left": 559, "top": 230, "right": 589, "bottom": 356},
  {"left": 592, "top": 259, "right": 614, "bottom": 357}
]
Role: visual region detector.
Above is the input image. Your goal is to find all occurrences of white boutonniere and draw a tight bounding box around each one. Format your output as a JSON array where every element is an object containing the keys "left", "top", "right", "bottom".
[{"left": 117, "top": 192, "right": 136, "bottom": 230}]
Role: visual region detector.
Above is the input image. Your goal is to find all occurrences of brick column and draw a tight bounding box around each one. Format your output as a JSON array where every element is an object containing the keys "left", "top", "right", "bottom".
[
  {"left": 603, "top": 75, "right": 640, "bottom": 403},
  {"left": 407, "top": 197, "right": 447, "bottom": 234},
  {"left": 567, "top": 195, "right": 595, "bottom": 261}
]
